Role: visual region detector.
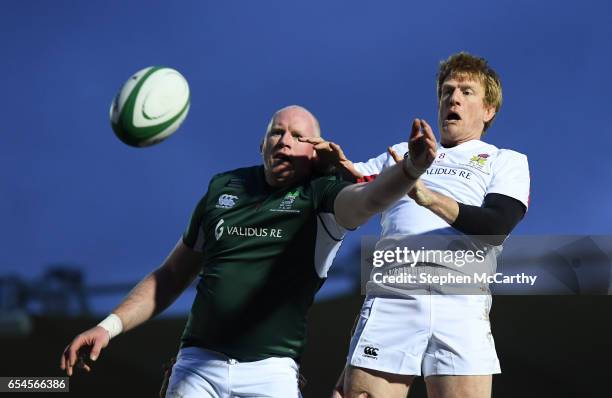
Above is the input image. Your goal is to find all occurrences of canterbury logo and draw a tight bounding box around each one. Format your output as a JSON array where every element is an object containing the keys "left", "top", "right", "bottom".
[{"left": 363, "top": 346, "right": 379, "bottom": 357}]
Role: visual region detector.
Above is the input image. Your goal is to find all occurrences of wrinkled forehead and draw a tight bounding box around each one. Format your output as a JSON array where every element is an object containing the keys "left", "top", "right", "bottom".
[{"left": 442, "top": 71, "right": 486, "bottom": 89}]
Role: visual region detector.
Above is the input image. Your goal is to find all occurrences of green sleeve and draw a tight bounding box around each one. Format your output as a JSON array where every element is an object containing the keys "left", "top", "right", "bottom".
[{"left": 310, "top": 175, "right": 352, "bottom": 213}]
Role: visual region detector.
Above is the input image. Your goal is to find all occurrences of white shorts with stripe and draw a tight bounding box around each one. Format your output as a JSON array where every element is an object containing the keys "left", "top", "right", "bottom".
[{"left": 347, "top": 294, "right": 501, "bottom": 377}]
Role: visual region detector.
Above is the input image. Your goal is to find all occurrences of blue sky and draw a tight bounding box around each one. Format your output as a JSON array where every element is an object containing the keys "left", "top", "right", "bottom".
[{"left": 1, "top": 0, "right": 611, "bottom": 313}]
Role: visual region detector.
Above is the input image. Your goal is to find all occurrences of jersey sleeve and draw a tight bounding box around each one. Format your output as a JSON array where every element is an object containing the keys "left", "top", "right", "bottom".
[
  {"left": 486, "top": 149, "right": 530, "bottom": 210},
  {"left": 310, "top": 175, "right": 352, "bottom": 213},
  {"left": 182, "top": 181, "right": 213, "bottom": 252},
  {"left": 353, "top": 142, "right": 406, "bottom": 177},
  {"left": 310, "top": 175, "right": 352, "bottom": 251}
]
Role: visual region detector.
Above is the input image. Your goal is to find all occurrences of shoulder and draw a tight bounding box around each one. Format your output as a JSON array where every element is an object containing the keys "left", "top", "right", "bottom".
[
  {"left": 490, "top": 148, "right": 529, "bottom": 171},
  {"left": 307, "top": 174, "right": 352, "bottom": 209},
  {"left": 474, "top": 141, "right": 528, "bottom": 167},
  {"left": 208, "top": 165, "right": 262, "bottom": 187},
  {"left": 308, "top": 173, "right": 350, "bottom": 190}
]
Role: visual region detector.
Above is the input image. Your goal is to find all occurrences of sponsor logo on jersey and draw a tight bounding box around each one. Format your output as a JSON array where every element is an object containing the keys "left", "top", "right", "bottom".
[
  {"left": 214, "top": 218, "right": 283, "bottom": 240},
  {"left": 363, "top": 346, "right": 379, "bottom": 358},
  {"left": 216, "top": 194, "right": 238, "bottom": 209},
  {"left": 215, "top": 219, "right": 225, "bottom": 240},
  {"left": 270, "top": 191, "right": 301, "bottom": 213},
  {"left": 425, "top": 167, "right": 472, "bottom": 180},
  {"left": 468, "top": 153, "right": 490, "bottom": 170}
]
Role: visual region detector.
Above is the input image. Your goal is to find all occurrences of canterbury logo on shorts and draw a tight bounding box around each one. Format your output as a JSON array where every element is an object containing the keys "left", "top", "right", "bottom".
[{"left": 363, "top": 346, "right": 379, "bottom": 358}]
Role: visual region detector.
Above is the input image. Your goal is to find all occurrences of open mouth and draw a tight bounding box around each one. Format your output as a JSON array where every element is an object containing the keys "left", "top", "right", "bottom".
[
  {"left": 273, "top": 153, "right": 292, "bottom": 163},
  {"left": 445, "top": 111, "right": 461, "bottom": 122},
  {"left": 272, "top": 153, "right": 294, "bottom": 171}
]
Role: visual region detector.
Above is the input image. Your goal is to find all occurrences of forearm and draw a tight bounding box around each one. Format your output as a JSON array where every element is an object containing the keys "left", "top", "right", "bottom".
[
  {"left": 420, "top": 189, "right": 459, "bottom": 225},
  {"left": 335, "top": 162, "right": 417, "bottom": 229},
  {"left": 451, "top": 194, "right": 526, "bottom": 244},
  {"left": 111, "top": 267, "right": 189, "bottom": 332},
  {"left": 362, "top": 162, "right": 417, "bottom": 212}
]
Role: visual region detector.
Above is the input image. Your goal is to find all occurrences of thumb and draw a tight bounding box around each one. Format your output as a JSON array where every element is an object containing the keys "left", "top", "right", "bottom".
[{"left": 387, "top": 147, "right": 402, "bottom": 163}]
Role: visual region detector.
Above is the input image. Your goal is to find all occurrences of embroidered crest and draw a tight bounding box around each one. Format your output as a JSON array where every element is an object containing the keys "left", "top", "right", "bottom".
[
  {"left": 216, "top": 194, "right": 238, "bottom": 209},
  {"left": 270, "top": 191, "right": 301, "bottom": 213},
  {"left": 468, "top": 153, "right": 490, "bottom": 169}
]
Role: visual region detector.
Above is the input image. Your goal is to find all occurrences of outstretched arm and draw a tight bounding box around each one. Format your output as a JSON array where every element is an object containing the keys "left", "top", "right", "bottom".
[
  {"left": 60, "top": 239, "right": 203, "bottom": 376},
  {"left": 332, "top": 119, "right": 436, "bottom": 230}
]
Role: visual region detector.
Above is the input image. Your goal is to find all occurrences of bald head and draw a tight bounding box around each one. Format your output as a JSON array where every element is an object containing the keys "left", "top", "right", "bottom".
[
  {"left": 261, "top": 105, "right": 321, "bottom": 187},
  {"left": 266, "top": 105, "right": 321, "bottom": 138}
]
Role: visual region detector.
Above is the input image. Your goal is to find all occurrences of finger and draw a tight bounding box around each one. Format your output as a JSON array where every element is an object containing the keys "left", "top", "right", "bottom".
[
  {"left": 423, "top": 137, "right": 437, "bottom": 150},
  {"left": 420, "top": 119, "right": 436, "bottom": 141},
  {"left": 68, "top": 337, "right": 85, "bottom": 368},
  {"left": 409, "top": 123, "right": 425, "bottom": 141},
  {"left": 329, "top": 142, "right": 345, "bottom": 158},
  {"left": 298, "top": 136, "right": 324, "bottom": 144},
  {"left": 90, "top": 339, "right": 104, "bottom": 362},
  {"left": 60, "top": 349, "right": 67, "bottom": 370},
  {"left": 409, "top": 133, "right": 424, "bottom": 145},
  {"left": 61, "top": 350, "right": 71, "bottom": 371},
  {"left": 313, "top": 142, "right": 332, "bottom": 151},
  {"left": 387, "top": 147, "right": 402, "bottom": 163},
  {"left": 68, "top": 346, "right": 77, "bottom": 369},
  {"left": 409, "top": 119, "right": 422, "bottom": 139},
  {"left": 76, "top": 351, "right": 92, "bottom": 372}
]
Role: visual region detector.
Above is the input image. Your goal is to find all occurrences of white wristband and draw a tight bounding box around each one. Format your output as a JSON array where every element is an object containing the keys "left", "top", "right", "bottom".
[
  {"left": 97, "top": 313, "right": 123, "bottom": 339},
  {"left": 402, "top": 155, "right": 427, "bottom": 179}
]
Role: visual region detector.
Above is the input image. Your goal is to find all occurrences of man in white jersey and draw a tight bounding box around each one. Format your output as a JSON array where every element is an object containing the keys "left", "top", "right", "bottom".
[{"left": 329, "top": 53, "right": 530, "bottom": 397}]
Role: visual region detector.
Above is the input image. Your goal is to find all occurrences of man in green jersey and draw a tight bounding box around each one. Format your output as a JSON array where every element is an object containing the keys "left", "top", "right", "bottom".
[{"left": 60, "top": 105, "right": 436, "bottom": 397}]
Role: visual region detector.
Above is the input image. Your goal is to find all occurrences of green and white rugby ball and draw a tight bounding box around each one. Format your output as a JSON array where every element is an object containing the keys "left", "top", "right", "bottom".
[{"left": 110, "top": 66, "right": 190, "bottom": 147}]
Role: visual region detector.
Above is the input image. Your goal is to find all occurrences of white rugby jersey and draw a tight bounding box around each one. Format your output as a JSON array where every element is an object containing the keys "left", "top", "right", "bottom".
[{"left": 355, "top": 139, "right": 530, "bottom": 237}]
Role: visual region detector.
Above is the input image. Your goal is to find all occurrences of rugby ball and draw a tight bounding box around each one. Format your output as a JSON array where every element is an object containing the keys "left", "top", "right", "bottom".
[{"left": 110, "top": 66, "right": 190, "bottom": 147}]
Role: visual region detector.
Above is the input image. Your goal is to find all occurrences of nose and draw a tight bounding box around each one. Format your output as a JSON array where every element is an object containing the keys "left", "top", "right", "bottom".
[
  {"left": 449, "top": 88, "right": 462, "bottom": 105},
  {"left": 277, "top": 130, "right": 294, "bottom": 147}
]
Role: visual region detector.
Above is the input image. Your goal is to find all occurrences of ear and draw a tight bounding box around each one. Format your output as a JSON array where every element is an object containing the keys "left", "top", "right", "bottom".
[
  {"left": 484, "top": 105, "right": 496, "bottom": 123},
  {"left": 259, "top": 140, "right": 264, "bottom": 154}
]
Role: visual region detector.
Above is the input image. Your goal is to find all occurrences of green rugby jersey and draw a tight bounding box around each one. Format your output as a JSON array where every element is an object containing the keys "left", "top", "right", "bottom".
[{"left": 181, "top": 165, "right": 351, "bottom": 361}]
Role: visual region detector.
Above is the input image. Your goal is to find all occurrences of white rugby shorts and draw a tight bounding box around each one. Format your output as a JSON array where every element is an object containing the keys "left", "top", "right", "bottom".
[
  {"left": 166, "top": 346, "right": 302, "bottom": 398},
  {"left": 347, "top": 294, "right": 501, "bottom": 377}
]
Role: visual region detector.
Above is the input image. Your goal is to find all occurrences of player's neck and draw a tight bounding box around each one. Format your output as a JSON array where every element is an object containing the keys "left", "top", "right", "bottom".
[{"left": 440, "top": 136, "right": 482, "bottom": 148}]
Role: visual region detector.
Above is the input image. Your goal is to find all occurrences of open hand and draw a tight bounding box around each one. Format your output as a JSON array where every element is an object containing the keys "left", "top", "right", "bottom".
[
  {"left": 407, "top": 118, "right": 437, "bottom": 173},
  {"left": 299, "top": 136, "right": 363, "bottom": 179},
  {"left": 60, "top": 326, "right": 110, "bottom": 376}
]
